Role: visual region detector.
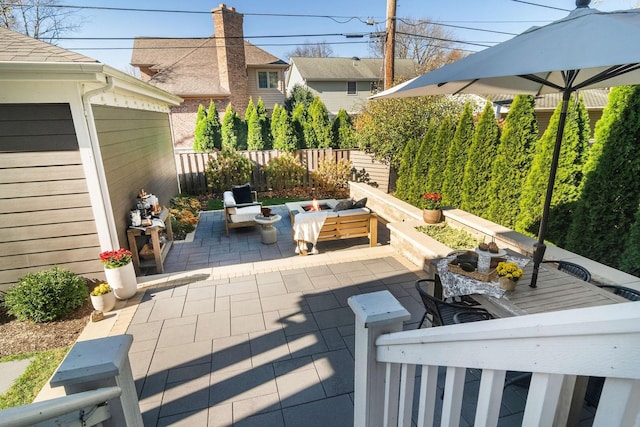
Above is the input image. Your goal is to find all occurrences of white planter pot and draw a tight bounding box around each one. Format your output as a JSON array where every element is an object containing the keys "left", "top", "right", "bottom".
[
  {"left": 104, "top": 262, "right": 138, "bottom": 300},
  {"left": 90, "top": 291, "right": 116, "bottom": 312}
]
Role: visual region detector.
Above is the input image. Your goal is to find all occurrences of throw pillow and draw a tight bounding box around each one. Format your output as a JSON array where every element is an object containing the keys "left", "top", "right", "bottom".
[
  {"left": 333, "top": 199, "right": 353, "bottom": 212},
  {"left": 232, "top": 184, "right": 253, "bottom": 204},
  {"left": 352, "top": 197, "right": 367, "bottom": 209}
]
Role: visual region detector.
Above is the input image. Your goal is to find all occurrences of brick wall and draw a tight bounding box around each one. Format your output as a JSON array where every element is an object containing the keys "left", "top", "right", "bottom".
[
  {"left": 170, "top": 98, "right": 229, "bottom": 148},
  {"left": 212, "top": 4, "right": 249, "bottom": 115}
]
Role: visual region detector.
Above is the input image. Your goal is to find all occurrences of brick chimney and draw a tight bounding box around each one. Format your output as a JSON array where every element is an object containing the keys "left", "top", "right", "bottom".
[{"left": 212, "top": 4, "right": 249, "bottom": 114}]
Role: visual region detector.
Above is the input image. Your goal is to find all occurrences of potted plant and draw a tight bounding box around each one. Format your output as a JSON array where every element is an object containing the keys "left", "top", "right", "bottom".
[
  {"left": 419, "top": 192, "right": 443, "bottom": 224},
  {"left": 99, "top": 248, "right": 137, "bottom": 300},
  {"left": 90, "top": 283, "right": 116, "bottom": 312},
  {"left": 496, "top": 261, "right": 523, "bottom": 291}
]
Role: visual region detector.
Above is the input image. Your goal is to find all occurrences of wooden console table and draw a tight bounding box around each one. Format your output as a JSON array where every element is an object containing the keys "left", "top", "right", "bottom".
[{"left": 127, "top": 208, "right": 173, "bottom": 274}]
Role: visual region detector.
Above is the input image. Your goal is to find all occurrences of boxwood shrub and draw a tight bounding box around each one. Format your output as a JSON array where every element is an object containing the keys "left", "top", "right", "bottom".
[{"left": 3, "top": 267, "right": 88, "bottom": 322}]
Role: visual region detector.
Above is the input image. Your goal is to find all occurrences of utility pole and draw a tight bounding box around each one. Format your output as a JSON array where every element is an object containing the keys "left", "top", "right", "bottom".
[{"left": 384, "top": 0, "right": 396, "bottom": 89}]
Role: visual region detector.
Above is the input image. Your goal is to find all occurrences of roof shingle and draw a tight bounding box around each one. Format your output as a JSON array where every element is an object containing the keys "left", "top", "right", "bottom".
[{"left": 0, "top": 27, "right": 98, "bottom": 63}]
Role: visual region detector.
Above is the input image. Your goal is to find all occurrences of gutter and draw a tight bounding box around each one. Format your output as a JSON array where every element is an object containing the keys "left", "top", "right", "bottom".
[{"left": 81, "top": 76, "right": 120, "bottom": 250}]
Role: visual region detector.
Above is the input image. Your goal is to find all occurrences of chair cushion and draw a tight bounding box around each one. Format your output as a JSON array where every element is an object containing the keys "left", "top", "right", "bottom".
[
  {"left": 232, "top": 184, "right": 253, "bottom": 204},
  {"left": 353, "top": 197, "right": 367, "bottom": 208},
  {"left": 333, "top": 199, "right": 353, "bottom": 212},
  {"left": 229, "top": 204, "right": 262, "bottom": 223},
  {"left": 336, "top": 207, "right": 370, "bottom": 217}
]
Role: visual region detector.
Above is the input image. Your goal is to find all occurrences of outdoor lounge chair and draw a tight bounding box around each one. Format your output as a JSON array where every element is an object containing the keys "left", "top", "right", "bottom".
[
  {"left": 596, "top": 284, "right": 640, "bottom": 301},
  {"left": 223, "top": 184, "right": 262, "bottom": 237},
  {"left": 415, "top": 279, "right": 493, "bottom": 328},
  {"left": 542, "top": 260, "right": 591, "bottom": 282}
]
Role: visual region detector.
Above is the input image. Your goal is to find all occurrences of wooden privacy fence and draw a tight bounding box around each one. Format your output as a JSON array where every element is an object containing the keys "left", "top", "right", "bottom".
[{"left": 175, "top": 149, "right": 390, "bottom": 194}]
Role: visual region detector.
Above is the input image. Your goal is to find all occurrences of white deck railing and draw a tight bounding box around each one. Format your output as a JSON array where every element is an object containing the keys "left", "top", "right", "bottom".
[
  {"left": 349, "top": 291, "right": 640, "bottom": 427},
  {"left": 0, "top": 386, "right": 121, "bottom": 427}
]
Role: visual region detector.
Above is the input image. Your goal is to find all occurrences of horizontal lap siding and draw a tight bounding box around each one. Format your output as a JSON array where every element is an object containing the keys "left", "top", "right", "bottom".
[
  {"left": 93, "top": 106, "right": 178, "bottom": 252},
  {"left": 0, "top": 103, "right": 102, "bottom": 289}
]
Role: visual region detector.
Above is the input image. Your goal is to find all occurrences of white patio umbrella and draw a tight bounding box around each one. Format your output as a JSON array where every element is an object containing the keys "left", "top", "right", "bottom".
[{"left": 372, "top": 0, "right": 640, "bottom": 287}]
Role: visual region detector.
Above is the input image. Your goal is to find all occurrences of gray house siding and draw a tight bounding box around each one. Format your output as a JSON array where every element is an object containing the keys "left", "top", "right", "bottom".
[
  {"left": 306, "top": 80, "right": 375, "bottom": 116},
  {"left": 0, "top": 103, "right": 102, "bottom": 289},
  {"left": 93, "top": 106, "right": 179, "bottom": 252}
]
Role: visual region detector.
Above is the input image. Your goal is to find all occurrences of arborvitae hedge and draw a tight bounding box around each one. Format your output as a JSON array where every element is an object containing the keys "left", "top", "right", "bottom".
[
  {"left": 460, "top": 102, "right": 500, "bottom": 216},
  {"left": 246, "top": 98, "right": 265, "bottom": 150},
  {"left": 307, "top": 97, "right": 333, "bottom": 148},
  {"left": 194, "top": 101, "right": 222, "bottom": 152},
  {"left": 516, "top": 95, "right": 589, "bottom": 247},
  {"left": 332, "top": 109, "right": 357, "bottom": 148},
  {"left": 409, "top": 126, "right": 437, "bottom": 206},
  {"left": 487, "top": 95, "right": 538, "bottom": 229},
  {"left": 566, "top": 85, "right": 640, "bottom": 268},
  {"left": 619, "top": 204, "right": 640, "bottom": 276},
  {"left": 395, "top": 137, "right": 421, "bottom": 202},
  {"left": 256, "top": 98, "right": 272, "bottom": 149},
  {"left": 442, "top": 102, "right": 475, "bottom": 207},
  {"left": 425, "top": 117, "right": 455, "bottom": 194},
  {"left": 221, "top": 104, "right": 246, "bottom": 150},
  {"left": 271, "top": 104, "right": 297, "bottom": 151}
]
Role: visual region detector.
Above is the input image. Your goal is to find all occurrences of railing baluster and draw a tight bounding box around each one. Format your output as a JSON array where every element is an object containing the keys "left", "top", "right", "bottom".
[
  {"left": 417, "top": 365, "right": 438, "bottom": 427},
  {"left": 441, "top": 366, "right": 466, "bottom": 427},
  {"left": 398, "top": 363, "right": 416, "bottom": 427},
  {"left": 383, "top": 362, "right": 401, "bottom": 427},
  {"left": 475, "top": 369, "right": 506, "bottom": 427},
  {"left": 593, "top": 378, "right": 640, "bottom": 427},
  {"left": 522, "top": 372, "right": 564, "bottom": 426}
]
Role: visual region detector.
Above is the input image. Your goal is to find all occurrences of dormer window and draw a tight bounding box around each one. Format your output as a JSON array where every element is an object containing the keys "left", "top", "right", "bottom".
[{"left": 258, "top": 71, "right": 279, "bottom": 89}]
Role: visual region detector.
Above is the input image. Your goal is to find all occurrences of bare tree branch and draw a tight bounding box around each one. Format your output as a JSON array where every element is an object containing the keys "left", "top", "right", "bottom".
[
  {"left": 287, "top": 40, "right": 334, "bottom": 59},
  {"left": 0, "top": 0, "right": 83, "bottom": 42}
]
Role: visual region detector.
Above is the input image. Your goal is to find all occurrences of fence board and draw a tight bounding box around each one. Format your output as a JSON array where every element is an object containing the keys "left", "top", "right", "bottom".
[{"left": 174, "top": 149, "right": 389, "bottom": 195}]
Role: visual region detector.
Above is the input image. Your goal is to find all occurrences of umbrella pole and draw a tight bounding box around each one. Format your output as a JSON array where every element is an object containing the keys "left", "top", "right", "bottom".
[{"left": 530, "top": 89, "right": 572, "bottom": 288}]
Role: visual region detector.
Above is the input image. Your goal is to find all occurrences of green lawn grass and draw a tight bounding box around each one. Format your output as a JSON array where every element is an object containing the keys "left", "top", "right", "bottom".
[{"left": 0, "top": 347, "right": 70, "bottom": 409}]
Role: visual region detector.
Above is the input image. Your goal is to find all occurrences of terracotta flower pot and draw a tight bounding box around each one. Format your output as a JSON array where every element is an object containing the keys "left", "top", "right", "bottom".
[
  {"left": 422, "top": 208, "right": 442, "bottom": 224},
  {"left": 499, "top": 276, "right": 518, "bottom": 291}
]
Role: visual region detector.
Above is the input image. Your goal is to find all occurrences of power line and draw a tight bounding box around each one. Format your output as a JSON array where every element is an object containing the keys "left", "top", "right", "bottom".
[{"left": 510, "top": 0, "right": 571, "bottom": 12}]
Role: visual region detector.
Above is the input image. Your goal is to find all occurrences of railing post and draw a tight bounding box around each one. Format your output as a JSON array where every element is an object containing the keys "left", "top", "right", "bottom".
[
  {"left": 348, "top": 291, "right": 411, "bottom": 427},
  {"left": 50, "top": 334, "right": 142, "bottom": 427}
]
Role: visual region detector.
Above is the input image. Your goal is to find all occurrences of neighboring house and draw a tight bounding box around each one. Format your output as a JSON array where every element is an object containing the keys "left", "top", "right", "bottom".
[
  {"left": 131, "top": 4, "right": 288, "bottom": 148},
  {"left": 285, "top": 57, "right": 419, "bottom": 116},
  {"left": 491, "top": 89, "right": 609, "bottom": 138},
  {"left": 0, "top": 27, "right": 182, "bottom": 289}
]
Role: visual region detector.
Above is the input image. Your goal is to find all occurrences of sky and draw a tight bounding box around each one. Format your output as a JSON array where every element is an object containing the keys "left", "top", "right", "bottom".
[{"left": 53, "top": 0, "right": 638, "bottom": 72}]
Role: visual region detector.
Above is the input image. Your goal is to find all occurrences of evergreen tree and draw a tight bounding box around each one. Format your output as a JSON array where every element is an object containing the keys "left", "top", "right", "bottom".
[
  {"left": 332, "top": 109, "right": 357, "bottom": 148},
  {"left": 256, "top": 98, "right": 272, "bottom": 149},
  {"left": 515, "top": 96, "right": 589, "bottom": 247},
  {"left": 425, "top": 117, "right": 455, "bottom": 194},
  {"left": 460, "top": 102, "right": 500, "bottom": 216},
  {"left": 221, "top": 104, "right": 240, "bottom": 150},
  {"left": 395, "top": 138, "right": 421, "bottom": 202},
  {"left": 442, "top": 102, "right": 475, "bottom": 207},
  {"left": 285, "top": 84, "right": 315, "bottom": 113},
  {"left": 193, "top": 101, "right": 221, "bottom": 152},
  {"left": 291, "top": 104, "right": 308, "bottom": 149},
  {"left": 245, "top": 97, "right": 264, "bottom": 150},
  {"left": 271, "top": 104, "right": 297, "bottom": 151},
  {"left": 408, "top": 126, "right": 437, "bottom": 206},
  {"left": 307, "top": 97, "right": 333, "bottom": 148},
  {"left": 566, "top": 86, "right": 640, "bottom": 268},
  {"left": 619, "top": 203, "right": 640, "bottom": 277},
  {"left": 486, "top": 95, "right": 538, "bottom": 229}
]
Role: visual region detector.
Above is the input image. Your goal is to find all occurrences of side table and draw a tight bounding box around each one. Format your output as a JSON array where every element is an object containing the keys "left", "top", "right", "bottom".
[
  {"left": 127, "top": 208, "right": 173, "bottom": 274},
  {"left": 254, "top": 214, "right": 282, "bottom": 244}
]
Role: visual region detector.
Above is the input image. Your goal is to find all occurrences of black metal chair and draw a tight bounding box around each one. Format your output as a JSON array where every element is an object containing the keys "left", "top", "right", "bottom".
[
  {"left": 415, "top": 279, "right": 493, "bottom": 328},
  {"left": 596, "top": 284, "right": 640, "bottom": 301},
  {"left": 542, "top": 260, "right": 591, "bottom": 282}
]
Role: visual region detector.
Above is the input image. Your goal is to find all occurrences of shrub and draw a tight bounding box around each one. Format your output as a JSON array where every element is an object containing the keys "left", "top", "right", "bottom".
[
  {"left": 205, "top": 149, "right": 254, "bottom": 194},
  {"left": 170, "top": 195, "right": 202, "bottom": 240},
  {"left": 416, "top": 224, "right": 481, "bottom": 250},
  {"left": 4, "top": 267, "right": 88, "bottom": 322},
  {"left": 312, "top": 158, "right": 353, "bottom": 191},
  {"left": 263, "top": 153, "right": 306, "bottom": 190}
]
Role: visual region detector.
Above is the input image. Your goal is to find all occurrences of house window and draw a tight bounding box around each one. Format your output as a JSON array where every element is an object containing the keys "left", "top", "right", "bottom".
[
  {"left": 258, "top": 71, "right": 279, "bottom": 89},
  {"left": 347, "top": 81, "right": 357, "bottom": 95}
]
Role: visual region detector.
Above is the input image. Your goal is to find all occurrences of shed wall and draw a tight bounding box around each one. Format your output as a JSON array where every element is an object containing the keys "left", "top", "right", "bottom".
[
  {"left": 0, "top": 103, "right": 102, "bottom": 289},
  {"left": 93, "top": 105, "right": 178, "bottom": 253}
]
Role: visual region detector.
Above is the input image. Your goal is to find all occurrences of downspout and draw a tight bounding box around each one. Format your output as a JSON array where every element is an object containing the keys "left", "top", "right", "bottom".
[{"left": 81, "top": 76, "right": 119, "bottom": 250}]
